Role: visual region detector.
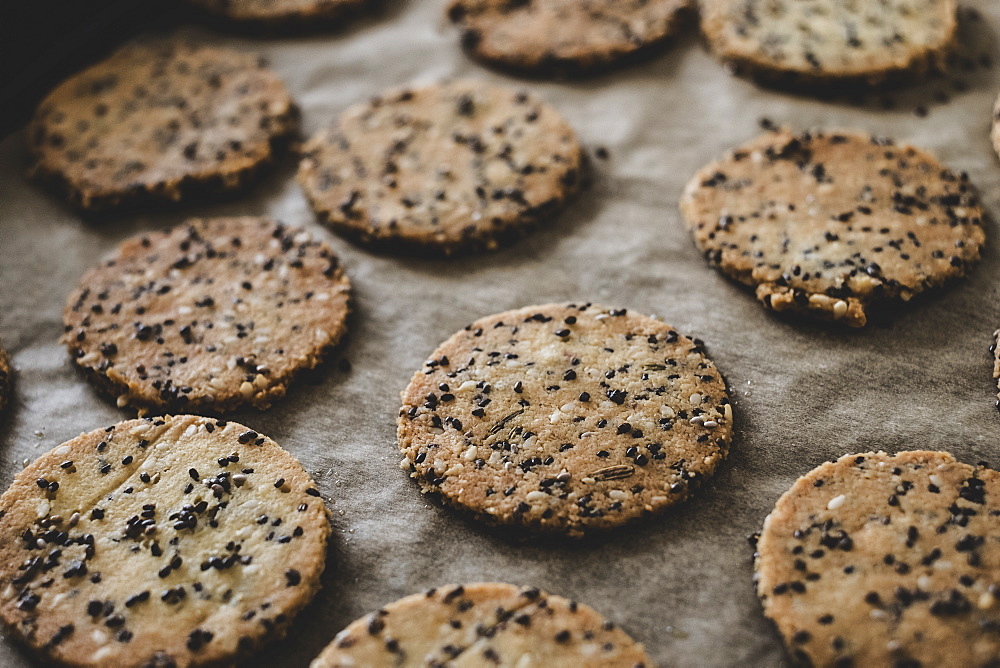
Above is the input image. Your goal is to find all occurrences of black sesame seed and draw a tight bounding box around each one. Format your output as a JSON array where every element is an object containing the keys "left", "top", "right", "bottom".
[{"left": 125, "top": 591, "right": 149, "bottom": 607}]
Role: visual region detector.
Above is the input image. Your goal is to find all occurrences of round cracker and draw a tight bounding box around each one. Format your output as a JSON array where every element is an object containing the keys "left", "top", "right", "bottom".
[
  {"left": 311, "top": 582, "right": 650, "bottom": 667},
  {"left": 397, "top": 302, "right": 732, "bottom": 537},
  {"left": 187, "top": 0, "right": 366, "bottom": 24},
  {"left": 699, "top": 0, "right": 957, "bottom": 86},
  {"left": 446, "top": 0, "right": 690, "bottom": 74},
  {"left": 755, "top": 451, "right": 1000, "bottom": 667},
  {"left": 27, "top": 40, "right": 297, "bottom": 212},
  {"left": 680, "top": 129, "right": 985, "bottom": 327},
  {"left": 0, "top": 415, "right": 330, "bottom": 667},
  {"left": 63, "top": 217, "right": 351, "bottom": 414},
  {"left": 297, "top": 80, "right": 583, "bottom": 256}
]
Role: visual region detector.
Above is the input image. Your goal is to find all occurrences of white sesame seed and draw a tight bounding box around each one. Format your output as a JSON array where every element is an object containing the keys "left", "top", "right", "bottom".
[{"left": 827, "top": 494, "right": 846, "bottom": 510}]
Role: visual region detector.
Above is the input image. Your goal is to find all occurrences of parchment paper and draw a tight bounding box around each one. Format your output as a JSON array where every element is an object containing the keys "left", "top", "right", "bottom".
[{"left": 3, "top": 2, "right": 1000, "bottom": 666}]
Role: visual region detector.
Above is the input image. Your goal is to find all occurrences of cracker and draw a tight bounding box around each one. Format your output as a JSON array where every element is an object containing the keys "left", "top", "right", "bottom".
[
  {"left": 63, "top": 217, "right": 351, "bottom": 413},
  {"left": 298, "top": 80, "right": 583, "bottom": 256},
  {"left": 188, "top": 0, "right": 366, "bottom": 24},
  {"left": 27, "top": 40, "right": 297, "bottom": 212},
  {"left": 680, "top": 129, "right": 985, "bottom": 327},
  {"left": 446, "top": 0, "right": 690, "bottom": 74},
  {"left": 755, "top": 450, "right": 1000, "bottom": 666},
  {"left": 0, "top": 415, "right": 330, "bottom": 666},
  {"left": 398, "top": 302, "right": 732, "bottom": 537},
  {"left": 311, "top": 583, "right": 650, "bottom": 667},
  {"left": 699, "top": 0, "right": 957, "bottom": 86}
]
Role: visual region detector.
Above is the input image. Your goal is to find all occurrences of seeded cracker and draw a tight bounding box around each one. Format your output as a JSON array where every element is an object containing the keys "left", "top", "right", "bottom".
[
  {"left": 27, "top": 40, "right": 297, "bottom": 212},
  {"left": 310, "top": 583, "right": 651, "bottom": 667},
  {"left": 187, "top": 0, "right": 366, "bottom": 24},
  {"left": 0, "top": 415, "right": 330, "bottom": 667},
  {"left": 699, "top": 0, "right": 957, "bottom": 87},
  {"left": 398, "top": 303, "right": 732, "bottom": 537},
  {"left": 755, "top": 451, "right": 1000, "bottom": 666},
  {"left": 63, "top": 217, "right": 351, "bottom": 414},
  {"left": 680, "top": 129, "right": 985, "bottom": 327},
  {"left": 446, "top": 0, "right": 690, "bottom": 74},
  {"left": 298, "top": 80, "right": 583, "bottom": 256}
]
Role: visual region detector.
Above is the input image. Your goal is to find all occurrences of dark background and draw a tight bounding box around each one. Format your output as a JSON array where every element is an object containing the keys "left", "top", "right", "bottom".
[{"left": 0, "top": 1, "right": 178, "bottom": 136}]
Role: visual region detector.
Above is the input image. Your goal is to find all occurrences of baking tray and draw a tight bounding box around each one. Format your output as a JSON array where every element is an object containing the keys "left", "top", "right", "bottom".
[{"left": 2, "top": 1, "right": 1000, "bottom": 665}]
